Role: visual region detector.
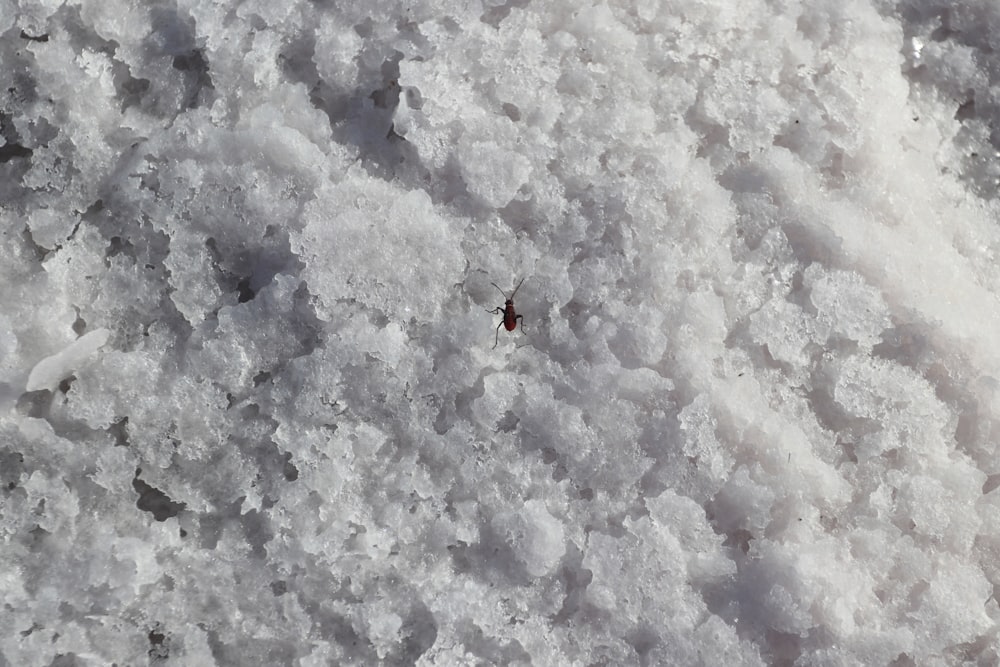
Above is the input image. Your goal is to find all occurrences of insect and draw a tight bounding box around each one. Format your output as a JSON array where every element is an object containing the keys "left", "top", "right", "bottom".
[{"left": 486, "top": 278, "right": 526, "bottom": 348}]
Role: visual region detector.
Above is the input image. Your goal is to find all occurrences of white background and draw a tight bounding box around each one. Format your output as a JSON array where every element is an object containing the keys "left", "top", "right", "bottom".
[{"left": 2, "top": 0, "right": 1000, "bottom": 664}]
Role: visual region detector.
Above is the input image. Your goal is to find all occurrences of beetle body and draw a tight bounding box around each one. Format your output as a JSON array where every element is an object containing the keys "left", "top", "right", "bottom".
[
  {"left": 487, "top": 278, "right": 526, "bottom": 348},
  {"left": 502, "top": 300, "right": 518, "bottom": 331}
]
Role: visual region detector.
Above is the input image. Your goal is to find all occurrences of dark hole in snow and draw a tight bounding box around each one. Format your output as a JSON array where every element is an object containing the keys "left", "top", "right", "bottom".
[
  {"left": 71, "top": 313, "right": 87, "bottom": 335},
  {"left": 16, "top": 390, "right": 50, "bottom": 418},
  {"left": 354, "top": 19, "right": 373, "bottom": 37},
  {"left": 19, "top": 30, "right": 49, "bottom": 42},
  {"left": 106, "top": 235, "right": 133, "bottom": 261},
  {"left": 148, "top": 628, "right": 168, "bottom": 659},
  {"left": 956, "top": 97, "right": 976, "bottom": 121},
  {"left": 497, "top": 410, "right": 519, "bottom": 432},
  {"left": 237, "top": 277, "right": 255, "bottom": 303},
  {"left": 109, "top": 417, "right": 130, "bottom": 447},
  {"left": 282, "top": 453, "right": 299, "bottom": 481},
  {"left": 58, "top": 375, "right": 75, "bottom": 394},
  {"left": 983, "top": 473, "right": 1000, "bottom": 495},
  {"left": 0, "top": 142, "right": 32, "bottom": 163},
  {"left": 133, "top": 469, "right": 185, "bottom": 521},
  {"left": 0, "top": 111, "right": 33, "bottom": 163}
]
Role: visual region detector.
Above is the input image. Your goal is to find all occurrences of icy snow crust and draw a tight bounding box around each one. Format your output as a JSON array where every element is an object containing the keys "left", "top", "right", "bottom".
[{"left": 3, "top": 0, "right": 1000, "bottom": 664}]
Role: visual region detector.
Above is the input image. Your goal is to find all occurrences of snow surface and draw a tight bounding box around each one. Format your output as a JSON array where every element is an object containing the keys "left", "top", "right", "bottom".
[{"left": 3, "top": 0, "right": 1000, "bottom": 664}]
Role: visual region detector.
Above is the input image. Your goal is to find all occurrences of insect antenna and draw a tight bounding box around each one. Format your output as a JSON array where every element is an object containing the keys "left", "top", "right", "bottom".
[{"left": 509, "top": 277, "right": 526, "bottom": 299}]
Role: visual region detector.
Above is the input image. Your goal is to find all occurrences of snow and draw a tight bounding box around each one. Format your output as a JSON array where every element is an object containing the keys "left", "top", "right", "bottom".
[
  {"left": 25, "top": 328, "right": 109, "bottom": 392},
  {"left": 3, "top": 0, "right": 1000, "bottom": 664}
]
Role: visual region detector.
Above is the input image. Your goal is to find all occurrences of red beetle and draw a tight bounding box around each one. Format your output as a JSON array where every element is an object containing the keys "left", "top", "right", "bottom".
[{"left": 486, "top": 278, "right": 526, "bottom": 348}]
